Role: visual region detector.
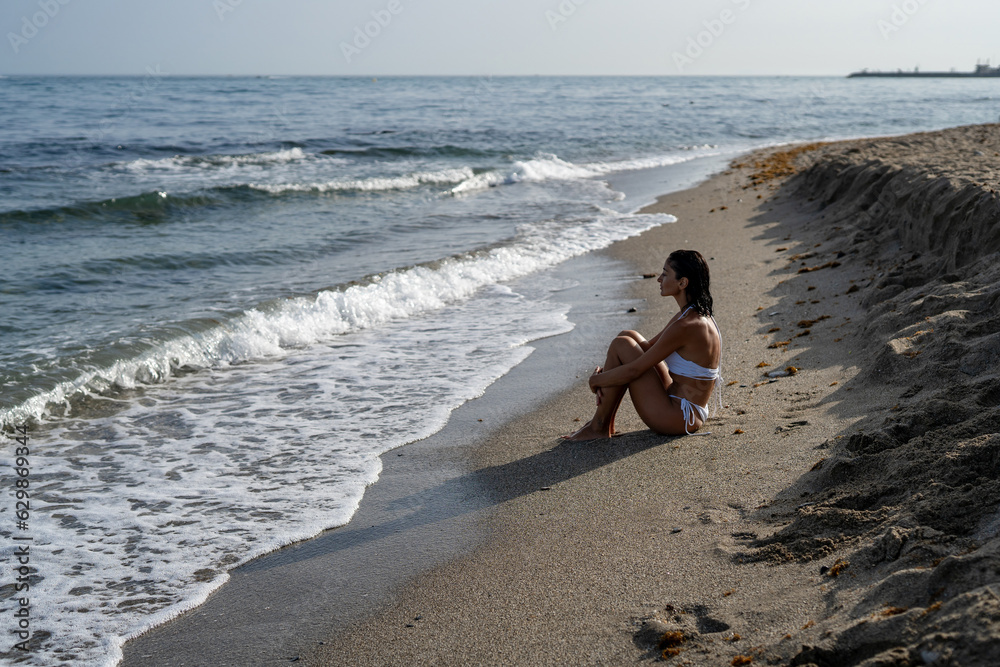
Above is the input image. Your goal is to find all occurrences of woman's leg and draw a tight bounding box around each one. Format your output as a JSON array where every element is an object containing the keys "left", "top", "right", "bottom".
[
  {"left": 563, "top": 332, "right": 669, "bottom": 440},
  {"left": 629, "top": 377, "right": 702, "bottom": 436},
  {"left": 618, "top": 329, "right": 651, "bottom": 352},
  {"left": 563, "top": 331, "right": 702, "bottom": 440}
]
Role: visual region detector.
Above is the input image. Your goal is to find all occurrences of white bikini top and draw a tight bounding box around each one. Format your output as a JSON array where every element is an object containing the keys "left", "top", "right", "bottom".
[
  {"left": 666, "top": 306, "right": 722, "bottom": 380},
  {"left": 665, "top": 351, "right": 721, "bottom": 380},
  {"left": 665, "top": 306, "right": 724, "bottom": 417}
]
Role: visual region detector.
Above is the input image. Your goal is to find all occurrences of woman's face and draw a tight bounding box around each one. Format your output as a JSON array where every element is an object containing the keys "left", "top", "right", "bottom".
[{"left": 658, "top": 262, "right": 682, "bottom": 297}]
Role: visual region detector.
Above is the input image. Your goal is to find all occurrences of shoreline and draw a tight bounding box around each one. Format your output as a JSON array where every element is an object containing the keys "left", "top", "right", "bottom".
[
  {"left": 117, "top": 152, "right": 734, "bottom": 667},
  {"left": 125, "top": 123, "right": 1000, "bottom": 666},
  {"left": 119, "top": 244, "right": 647, "bottom": 665}
]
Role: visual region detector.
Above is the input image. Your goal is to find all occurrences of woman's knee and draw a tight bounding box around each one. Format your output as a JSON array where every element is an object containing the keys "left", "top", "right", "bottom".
[
  {"left": 612, "top": 334, "right": 640, "bottom": 348},
  {"left": 618, "top": 329, "right": 642, "bottom": 341},
  {"left": 611, "top": 334, "right": 642, "bottom": 358}
]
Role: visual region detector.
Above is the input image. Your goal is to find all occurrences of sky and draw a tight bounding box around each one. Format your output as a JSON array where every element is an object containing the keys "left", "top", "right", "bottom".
[{"left": 2, "top": 0, "right": 1000, "bottom": 76}]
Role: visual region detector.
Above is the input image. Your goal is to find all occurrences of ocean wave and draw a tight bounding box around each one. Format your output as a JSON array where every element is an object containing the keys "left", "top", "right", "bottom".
[
  {"left": 449, "top": 154, "right": 603, "bottom": 194},
  {"left": 249, "top": 166, "right": 475, "bottom": 194},
  {"left": 123, "top": 147, "right": 310, "bottom": 172},
  {"left": 1, "top": 207, "right": 676, "bottom": 429},
  {"left": 0, "top": 190, "right": 219, "bottom": 225},
  {"left": 2, "top": 146, "right": 728, "bottom": 223},
  {"left": 1, "top": 166, "right": 476, "bottom": 222},
  {"left": 592, "top": 150, "right": 720, "bottom": 174},
  {"left": 0, "top": 190, "right": 221, "bottom": 225},
  {"left": 11, "top": 281, "right": 570, "bottom": 667},
  {"left": 449, "top": 149, "right": 720, "bottom": 194},
  {"left": 319, "top": 144, "right": 492, "bottom": 159}
]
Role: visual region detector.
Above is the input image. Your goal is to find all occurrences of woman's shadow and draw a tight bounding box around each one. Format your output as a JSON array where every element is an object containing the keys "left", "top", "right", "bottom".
[{"left": 240, "top": 429, "right": 673, "bottom": 573}]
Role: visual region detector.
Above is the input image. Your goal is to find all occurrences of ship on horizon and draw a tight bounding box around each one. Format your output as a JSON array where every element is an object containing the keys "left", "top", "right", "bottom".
[{"left": 849, "top": 62, "right": 1000, "bottom": 78}]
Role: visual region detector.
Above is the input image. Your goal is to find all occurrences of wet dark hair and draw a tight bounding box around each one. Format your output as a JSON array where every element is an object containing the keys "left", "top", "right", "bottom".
[{"left": 668, "top": 249, "right": 713, "bottom": 317}]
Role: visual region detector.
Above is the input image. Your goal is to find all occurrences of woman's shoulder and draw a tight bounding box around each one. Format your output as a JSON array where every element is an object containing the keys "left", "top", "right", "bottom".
[
  {"left": 678, "top": 310, "right": 719, "bottom": 338},
  {"left": 661, "top": 308, "right": 717, "bottom": 338},
  {"left": 678, "top": 308, "right": 712, "bottom": 325}
]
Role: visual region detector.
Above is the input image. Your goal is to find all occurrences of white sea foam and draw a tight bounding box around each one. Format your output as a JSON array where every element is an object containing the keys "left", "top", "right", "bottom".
[
  {"left": 449, "top": 149, "right": 720, "bottom": 194},
  {"left": 123, "top": 147, "right": 309, "bottom": 172},
  {"left": 449, "top": 154, "right": 599, "bottom": 193},
  {"left": 592, "top": 149, "right": 720, "bottom": 174},
  {"left": 106, "top": 148, "right": 719, "bottom": 205},
  {"left": 1, "top": 207, "right": 675, "bottom": 430},
  {"left": 249, "top": 166, "right": 475, "bottom": 194},
  {"left": 1, "top": 282, "right": 569, "bottom": 667}
]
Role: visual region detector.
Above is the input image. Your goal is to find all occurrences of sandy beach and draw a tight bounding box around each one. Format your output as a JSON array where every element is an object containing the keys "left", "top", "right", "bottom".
[
  {"left": 123, "top": 124, "right": 1000, "bottom": 666},
  {"left": 14, "top": 6, "right": 1000, "bottom": 663}
]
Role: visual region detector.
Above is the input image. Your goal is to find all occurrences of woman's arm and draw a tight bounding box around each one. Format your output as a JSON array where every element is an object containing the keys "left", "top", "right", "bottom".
[
  {"left": 640, "top": 311, "right": 688, "bottom": 350},
  {"left": 589, "top": 321, "right": 687, "bottom": 391},
  {"left": 640, "top": 329, "right": 662, "bottom": 350}
]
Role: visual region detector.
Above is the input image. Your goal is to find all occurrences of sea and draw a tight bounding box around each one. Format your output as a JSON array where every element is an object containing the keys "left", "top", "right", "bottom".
[{"left": 1, "top": 75, "right": 998, "bottom": 665}]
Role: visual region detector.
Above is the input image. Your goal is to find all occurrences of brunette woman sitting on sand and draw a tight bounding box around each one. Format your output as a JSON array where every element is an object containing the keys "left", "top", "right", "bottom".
[{"left": 564, "top": 249, "right": 721, "bottom": 440}]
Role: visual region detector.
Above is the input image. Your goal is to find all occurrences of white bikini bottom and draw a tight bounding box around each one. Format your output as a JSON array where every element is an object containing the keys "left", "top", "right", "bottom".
[{"left": 670, "top": 395, "right": 710, "bottom": 435}]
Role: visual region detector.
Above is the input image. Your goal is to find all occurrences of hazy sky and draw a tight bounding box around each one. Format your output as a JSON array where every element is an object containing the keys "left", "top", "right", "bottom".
[{"left": 3, "top": 0, "right": 999, "bottom": 76}]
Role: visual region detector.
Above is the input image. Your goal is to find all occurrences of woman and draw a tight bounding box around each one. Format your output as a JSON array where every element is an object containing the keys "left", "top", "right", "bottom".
[{"left": 564, "top": 249, "right": 721, "bottom": 440}]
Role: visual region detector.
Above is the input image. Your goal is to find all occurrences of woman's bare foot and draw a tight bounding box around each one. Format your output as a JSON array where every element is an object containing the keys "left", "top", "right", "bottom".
[{"left": 561, "top": 419, "right": 613, "bottom": 441}]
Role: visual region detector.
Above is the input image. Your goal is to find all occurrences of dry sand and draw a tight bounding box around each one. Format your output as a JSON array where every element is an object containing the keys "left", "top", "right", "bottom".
[{"left": 302, "top": 124, "right": 1000, "bottom": 666}]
